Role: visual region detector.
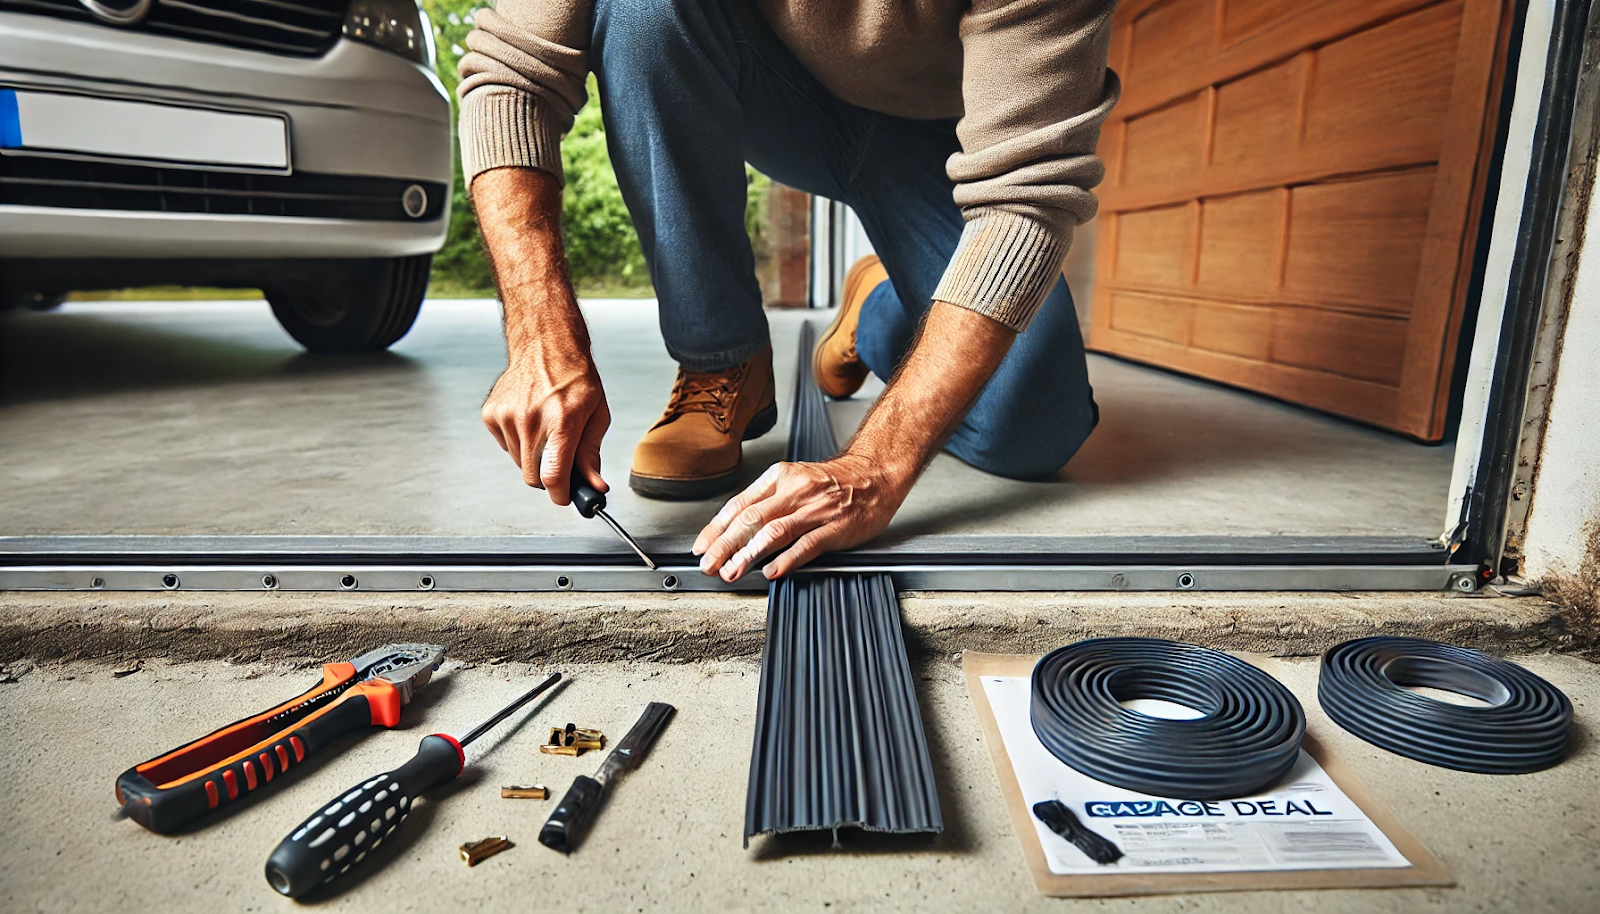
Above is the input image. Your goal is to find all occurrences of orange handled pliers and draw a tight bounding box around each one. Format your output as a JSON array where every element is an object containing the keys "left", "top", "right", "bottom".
[{"left": 115, "top": 643, "right": 445, "bottom": 834}]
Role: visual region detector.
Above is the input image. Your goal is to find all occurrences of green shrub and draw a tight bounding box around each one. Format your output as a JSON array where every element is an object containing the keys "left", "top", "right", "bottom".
[{"left": 424, "top": 0, "right": 771, "bottom": 299}]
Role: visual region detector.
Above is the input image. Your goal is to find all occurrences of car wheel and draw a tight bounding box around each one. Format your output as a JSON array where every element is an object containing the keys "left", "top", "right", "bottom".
[{"left": 266, "top": 255, "right": 430, "bottom": 353}]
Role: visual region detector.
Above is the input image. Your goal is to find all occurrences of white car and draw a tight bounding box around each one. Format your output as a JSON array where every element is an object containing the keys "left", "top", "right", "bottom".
[{"left": 0, "top": 0, "right": 452, "bottom": 351}]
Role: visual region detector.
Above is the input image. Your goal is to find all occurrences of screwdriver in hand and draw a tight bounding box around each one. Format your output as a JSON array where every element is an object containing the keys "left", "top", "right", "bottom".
[
  {"left": 571, "top": 479, "right": 657, "bottom": 570},
  {"left": 264, "top": 672, "right": 562, "bottom": 898}
]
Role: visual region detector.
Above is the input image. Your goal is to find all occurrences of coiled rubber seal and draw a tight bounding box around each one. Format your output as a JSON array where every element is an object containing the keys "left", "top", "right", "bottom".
[
  {"left": 1319, "top": 637, "right": 1571, "bottom": 774},
  {"left": 1031, "top": 638, "right": 1306, "bottom": 799}
]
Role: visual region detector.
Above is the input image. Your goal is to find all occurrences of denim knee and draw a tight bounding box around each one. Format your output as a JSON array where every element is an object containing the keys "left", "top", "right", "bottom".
[{"left": 946, "top": 397, "right": 1098, "bottom": 480}]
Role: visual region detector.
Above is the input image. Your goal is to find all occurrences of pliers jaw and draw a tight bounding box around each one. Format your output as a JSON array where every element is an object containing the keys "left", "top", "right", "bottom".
[{"left": 351, "top": 643, "right": 447, "bottom": 706}]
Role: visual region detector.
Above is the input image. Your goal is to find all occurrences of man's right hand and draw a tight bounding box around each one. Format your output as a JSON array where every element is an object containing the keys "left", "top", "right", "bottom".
[
  {"left": 481, "top": 349, "right": 610, "bottom": 507},
  {"left": 473, "top": 166, "right": 610, "bottom": 507}
]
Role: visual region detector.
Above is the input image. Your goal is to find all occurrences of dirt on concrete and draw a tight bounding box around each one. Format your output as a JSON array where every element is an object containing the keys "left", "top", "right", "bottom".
[
  {"left": 0, "top": 589, "right": 1568, "bottom": 669},
  {"left": 1540, "top": 523, "right": 1600, "bottom": 660}
]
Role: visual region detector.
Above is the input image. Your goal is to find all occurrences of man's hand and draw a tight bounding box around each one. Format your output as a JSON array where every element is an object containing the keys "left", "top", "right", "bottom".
[
  {"left": 690, "top": 455, "right": 906, "bottom": 581},
  {"left": 473, "top": 167, "right": 609, "bottom": 506},
  {"left": 694, "top": 301, "right": 1017, "bottom": 579},
  {"left": 481, "top": 348, "right": 610, "bottom": 507}
]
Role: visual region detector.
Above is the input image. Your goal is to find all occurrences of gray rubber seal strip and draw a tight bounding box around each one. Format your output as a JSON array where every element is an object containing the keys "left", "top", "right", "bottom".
[
  {"left": 1319, "top": 636, "right": 1572, "bottom": 774},
  {"left": 1030, "top": 637, "right": 1307, "bottom": 798},
  {"left": 743, "top": 321, "right": 943, "bottom": 844}
]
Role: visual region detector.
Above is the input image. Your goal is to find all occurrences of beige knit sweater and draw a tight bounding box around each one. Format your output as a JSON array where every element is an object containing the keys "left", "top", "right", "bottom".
[{"left": 458, "top": 0, "right": 1120, "bottom": 331}]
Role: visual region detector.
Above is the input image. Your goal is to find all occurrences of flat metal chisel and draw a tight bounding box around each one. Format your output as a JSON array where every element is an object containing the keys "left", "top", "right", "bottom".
[{"left": 572, "top": 481, "right": 657, "bottom": 569}]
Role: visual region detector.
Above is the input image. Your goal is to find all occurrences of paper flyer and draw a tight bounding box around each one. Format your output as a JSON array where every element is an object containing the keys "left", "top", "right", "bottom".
[{"left": 979, "top": 674, "right": 1412, "bottom": 875}]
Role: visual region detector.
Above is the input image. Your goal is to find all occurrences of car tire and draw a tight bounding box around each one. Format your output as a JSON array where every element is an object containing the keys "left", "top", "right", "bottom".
[{"left": 266, "top": 255, "right": 430, "bottom": 353}]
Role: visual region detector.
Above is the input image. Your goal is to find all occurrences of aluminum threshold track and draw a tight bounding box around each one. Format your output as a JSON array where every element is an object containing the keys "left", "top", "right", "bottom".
[
  {"left": 0, "top": 560, "right": 1475, "bottom": 593},
  {"left": 0, "top": 533, "right": 1473, "bottom": 596},
  {"left": 0, "top": 532, "right": 1474, "bottom": 594}
]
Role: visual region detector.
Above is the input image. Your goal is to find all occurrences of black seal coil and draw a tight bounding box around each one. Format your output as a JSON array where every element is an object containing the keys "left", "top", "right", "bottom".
[
  {"left": 1030, "top": 638, "right": 1306, "bottom": 799},
  {"left": 1319, "top": 637, "right": 1572, "bottom": 774}
]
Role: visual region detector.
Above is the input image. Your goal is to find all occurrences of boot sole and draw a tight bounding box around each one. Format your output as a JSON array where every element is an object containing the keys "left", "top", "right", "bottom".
[{"left": 628, "top": 400, "right": 780, "bottom": 500}]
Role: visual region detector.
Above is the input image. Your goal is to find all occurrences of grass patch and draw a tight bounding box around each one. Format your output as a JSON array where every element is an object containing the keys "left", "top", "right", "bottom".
[{"left": 69, "top": 287, "right": 263, "bottom": 302}]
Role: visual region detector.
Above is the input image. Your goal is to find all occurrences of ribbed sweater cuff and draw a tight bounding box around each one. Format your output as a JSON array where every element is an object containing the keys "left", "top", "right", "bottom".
[
  {"left": 931, "top": 211, "right": 1069, "bottom": 332},
  {"left": 459, "top": 87, "right": 565, "bottom": 188}
]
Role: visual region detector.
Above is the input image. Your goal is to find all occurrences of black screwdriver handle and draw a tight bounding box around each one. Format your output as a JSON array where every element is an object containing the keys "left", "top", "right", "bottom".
[
  {"left": 538, "top": 775, "right": 604, "bottom": 854},
  {"left": 264, "top": 734, "right": 463, "bottom": 898},
  {"left": 572, "top": 481, "right": 606, "bottom": 518}
]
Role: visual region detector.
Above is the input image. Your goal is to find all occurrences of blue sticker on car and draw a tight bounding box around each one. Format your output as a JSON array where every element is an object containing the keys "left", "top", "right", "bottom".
[{"left": 0, "top": 90, "right": 22, "bottom": 148}]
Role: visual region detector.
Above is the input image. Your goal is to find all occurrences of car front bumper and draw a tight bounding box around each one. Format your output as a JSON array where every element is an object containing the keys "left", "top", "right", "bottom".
[{"left": 0, "top": 14, "right": 453, "bottom": 261}]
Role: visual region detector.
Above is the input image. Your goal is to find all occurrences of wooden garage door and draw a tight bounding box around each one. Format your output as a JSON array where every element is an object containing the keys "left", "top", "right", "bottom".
[{"left": 1087, "top": 0, "right": 1512, "bottom": 441}]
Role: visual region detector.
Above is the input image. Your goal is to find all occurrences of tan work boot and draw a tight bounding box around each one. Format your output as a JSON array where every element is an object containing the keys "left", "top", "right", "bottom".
[
  {"left": 629, "top": 343, "right": 778, "bottom": 499},
  {"left": 813, "top": 254, "right": 886, "bottom": 400}
]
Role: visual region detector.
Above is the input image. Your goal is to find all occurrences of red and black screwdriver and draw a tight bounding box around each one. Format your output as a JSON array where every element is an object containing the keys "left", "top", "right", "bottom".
[{"left": 264, "top": 671, "right": 562, "bottom": 898}]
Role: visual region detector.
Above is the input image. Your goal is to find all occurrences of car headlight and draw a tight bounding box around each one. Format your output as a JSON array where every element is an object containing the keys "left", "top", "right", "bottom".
[{"left": 344, "top": 0, "right": 437, "bottom": 69}]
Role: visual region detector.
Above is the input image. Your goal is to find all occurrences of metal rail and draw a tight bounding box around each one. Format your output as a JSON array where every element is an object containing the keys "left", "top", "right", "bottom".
[{"left": 0, "top": 562, "right": 1477, "bottom": 593}]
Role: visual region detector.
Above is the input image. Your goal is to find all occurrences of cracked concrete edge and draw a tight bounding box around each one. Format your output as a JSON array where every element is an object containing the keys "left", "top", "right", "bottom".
[{"left": 0, "top": 589, "right": 1580, "bottom": 667}]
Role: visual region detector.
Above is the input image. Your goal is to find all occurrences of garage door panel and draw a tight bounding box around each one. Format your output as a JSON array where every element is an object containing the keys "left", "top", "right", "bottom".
[
  {"left": 1217, "top": 0, "right": 1293, "bottom": 48},
  {"left": 1127, "top": 0, "right": 1215, "bottom": 87},
  {"left": 1114, "top": 204, "right": 1194, "bottom": 288},
  {"left": 1216, "top": 0, "right": 1438, "bottom": 51},
  {"left": 1272, "top": 311, "right": 1408, "bottom": 387},
  {"left": 1121, "top": 96, "right": 1207, "bottom": 192},
  {"left": 1282, "top": 169, "right": 1436, "bottom": 314},
  {"left": 1211, "top": 57, "right": 1304, "bottom": 173},
  {"left": 1303, "top": 2, "right": 1464, "bottom": 163},
  {"left": 1108, "top": 292, "right": 1192, "bottom": 344},
  {"left": 1116, "top": 0, "right": 1441, "bottom": 119},
  {"left": 1090, "top": 0, "right": 1510, "bottom": 440},
  {"left": 1192, "top": 302, "right": 1273, "bottom": 360},
  {"left": 1197, "top": 190, "right": 1282, "bottom": 294}
]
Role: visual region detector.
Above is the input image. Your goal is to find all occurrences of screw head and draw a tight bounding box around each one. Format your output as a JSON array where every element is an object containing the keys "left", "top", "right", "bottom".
[
  {"left": 262, "top": 574, "right": 279, "bottom": 590},
  {"left": 1177, "top": 572, "right": 1196, "bottom": 589},
  {"left": 161, "top": 573, "right": 179, "bottom": 590},
  {"left": 339, "top": 574, "right": 358, "bottom": 590},
  {"left": 418, "top": 575, "right": 435, "bottom": 591},
  {"left": 556, "top": 575, "right": 572, "bottom": 590}
]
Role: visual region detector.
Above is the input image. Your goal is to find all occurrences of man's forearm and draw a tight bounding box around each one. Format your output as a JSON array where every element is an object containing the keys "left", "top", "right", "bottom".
[
  {"left": 845, "top": 300, "right": 1015, "bottom": 479},
  {"left": 473, "top": 166, "right": 612, "bottom": 504},
  {"left": 472, "top": 167, "right": 588, "bottom": 359}
]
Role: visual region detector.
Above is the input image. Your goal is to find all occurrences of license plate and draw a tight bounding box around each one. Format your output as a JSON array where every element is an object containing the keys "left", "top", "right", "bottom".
[{"left": 0, "top": 88, "right": 289, "bottom": 171}]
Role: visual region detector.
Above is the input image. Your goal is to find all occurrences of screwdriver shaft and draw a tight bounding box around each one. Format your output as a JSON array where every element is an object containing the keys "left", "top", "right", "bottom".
[
  {"left": 596, "top": 509, "right": 657, "bottom": 569},
  {"left": 459, "top": 672, "right": 564, "bottom": 747}
]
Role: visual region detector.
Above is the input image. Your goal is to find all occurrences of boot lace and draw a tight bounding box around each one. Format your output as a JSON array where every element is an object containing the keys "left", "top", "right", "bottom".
[{"left": 661, "top": 364, "right": 747, "bottom": 432}]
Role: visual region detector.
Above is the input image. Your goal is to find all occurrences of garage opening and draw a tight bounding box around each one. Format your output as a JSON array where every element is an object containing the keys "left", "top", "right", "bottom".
[{"left": 0, "top": 0, "right": 1580, "bottom": 593}]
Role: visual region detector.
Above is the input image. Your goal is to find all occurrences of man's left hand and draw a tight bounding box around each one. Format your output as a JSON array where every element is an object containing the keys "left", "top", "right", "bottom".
[
  {"left": 693, "top": 300, "right": 1018, "bottom": 580},
  {"left": 692, "top": 454, "right": 912, "bottom": 581}
]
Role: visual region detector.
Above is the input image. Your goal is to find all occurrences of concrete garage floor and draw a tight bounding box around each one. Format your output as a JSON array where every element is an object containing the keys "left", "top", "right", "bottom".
[
  {"left": 0, "top": 651, "right": 1593, "bottom": 913},
  {"left": 0, "top": 298, "right": 1453, "bottom": 540}
]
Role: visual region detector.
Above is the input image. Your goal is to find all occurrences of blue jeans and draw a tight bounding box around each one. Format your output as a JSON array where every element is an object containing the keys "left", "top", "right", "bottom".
[{"left": 592, "top": 0, "right": 1097, "bottom": 479}]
